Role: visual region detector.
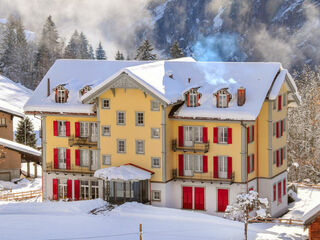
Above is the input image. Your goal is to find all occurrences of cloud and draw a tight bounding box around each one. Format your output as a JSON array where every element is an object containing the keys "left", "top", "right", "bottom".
[{"left": 0, "top": 0, "right": 154, "bottom": 58}]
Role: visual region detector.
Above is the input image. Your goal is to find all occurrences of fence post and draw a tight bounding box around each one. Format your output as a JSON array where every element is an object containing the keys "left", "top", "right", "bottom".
[{"left": 139, "top": 223, "right": 142, "bottom": 240}]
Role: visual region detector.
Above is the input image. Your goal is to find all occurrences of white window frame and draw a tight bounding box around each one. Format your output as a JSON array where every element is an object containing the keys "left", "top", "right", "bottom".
[
  {"left": 80, "top": 149, "right": 89, "bottom": 167},
  {"left": 58, "top": 148, "right": 66, "bottom": 169},
  {"left": 117, "top": 111, "right": 125, "bottom": 125},
  {"left": 90, "top": 150, "right": 99, "bottom": 170},
  {"left": 184, "top": 154, "right": 194, "bottom": 176},
  {"left": 0, "top": 117, "right": 6, "bottom": 126},
  {"left": 151, "top": 157, "right": 161, "bottom": 168},
  {"left": 273, "top": 100, "right": 276, "bottom": 110},
  {"left": 151, "top": 128, "right": 160, "bottom": 139},
  {"left": 218, "top": 156, "right": 228, "bottom": 179},
  {"left": 194, "top": 155, "right": 203, "bottom": 173},
  {"left": 136, "top": 140, "right": 145, "bottom": 154},
  {"left": 101, "top": 98, "right": 110, "bottom": 109},
  {"left": 117, "top": 139, "right": 126, "bottom": 153},
  {"left": 57, "top": 120, "right": 66, "bottom": 137},
  {"left": 80, "top": 180, "right": 89, "bottom": 200},
  {"left": 102, "top": 125, "right": 111, "bottom": 136},
  {"left": 218, "top": 127, "right": 228, "bottom": 144},
  {"left": 80, "top": 122, "right": 90, "bottom": 138},
  {"left": 57, "top": 89, "right": 66, "bottom": 103},
  {"left": 283, "top": 119, "right": 286, "bottom": 132},
  {"left": 102, "top": 155, "right": 111, "bottom": 165},
  {"left": 273, "top": 151, "right": 276, "bottom": 164},
  {"left": 136, "top": 112, "right": 144, "bottom": 126},
  {"left": 151, "top": 100, "right": 160, "bottom": 111},
  {"left": 184, "top": 126, "right": 203, "bottom": 146},
  {"left": 152, "top": 190, "right": 161, "bottom": 201},
  {"left": 218, "top": 93, "right": 228, "bottom": 108},
  {"left": 189, "top": 92, "right": 198, "bottom": 107},
  {"left": 273, "top": 122, "right": 276, "bottom": 136},
  {"left": 249, "top": 154, "right": 254, "bottom": 173},
  {"left": 58, "top": 180, "right": 67, "bottom": 200},
  {"left": 91, "top": 181, "right": 99, "bottom": 199}
]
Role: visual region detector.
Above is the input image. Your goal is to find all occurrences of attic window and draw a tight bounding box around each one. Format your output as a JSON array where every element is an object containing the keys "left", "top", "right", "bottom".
[
  {"left": 80, "top": 85, "right": 92, "bottom": 96},
  {"left": 186, "top": 88, "right": 201, "bottom": 107},
  {"left": 53, "top": 84, "right": 69, "bottom": 103},
  {"left": 216, "top": 88, "right": 232, "bottom": 108}
]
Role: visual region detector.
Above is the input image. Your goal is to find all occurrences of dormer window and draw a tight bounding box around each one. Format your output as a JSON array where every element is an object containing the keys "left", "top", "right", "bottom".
[
  {"left": 215, "top": 88, "right": 232, "bottom": 108},
  {"left": 53, "top": 84, "right": 69, "bottom": 103},
  {"left": 185, "top": 88, "right": 201, "bottom": 107},
  {"left": 79, "top": 85, "right": 92, "bottom": 96}
]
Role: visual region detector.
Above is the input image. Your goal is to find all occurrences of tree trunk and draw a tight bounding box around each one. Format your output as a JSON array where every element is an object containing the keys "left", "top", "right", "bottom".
[{"left": 244, "top": 222, "right": 248, "bottom": 240}]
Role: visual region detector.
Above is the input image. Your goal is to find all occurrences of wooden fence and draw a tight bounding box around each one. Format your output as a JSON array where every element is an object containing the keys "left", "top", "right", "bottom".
[
  {"left": 249, "top": 217, "right": 303, "bottom": 226},
  {"left": 0, "top": 189, "right": 42, "bottom": 201}
]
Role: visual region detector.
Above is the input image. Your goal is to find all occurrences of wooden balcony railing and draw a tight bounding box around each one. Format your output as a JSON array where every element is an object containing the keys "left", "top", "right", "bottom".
[
  {"left": 68, "top": 135, "right": 97, "bottom": 147},
  {"left": 172, "top": 139, "right": 209, "bottom": 153},
  {"left": 172, "top": 169, "right": 234, "bottom": 183},
  {"left": 46, "top": 161, "right": 94, "bottom": 174}
]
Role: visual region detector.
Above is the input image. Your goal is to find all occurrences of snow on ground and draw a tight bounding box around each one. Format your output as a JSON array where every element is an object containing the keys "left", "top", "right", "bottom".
[{"left": 0, "top": 177, "right": 41, "bottom": 192}]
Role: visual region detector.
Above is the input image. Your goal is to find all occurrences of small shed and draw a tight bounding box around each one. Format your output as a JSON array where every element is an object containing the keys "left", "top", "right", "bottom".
[{"left": 303, "top": 204, "right": 320, "bottom": 240}]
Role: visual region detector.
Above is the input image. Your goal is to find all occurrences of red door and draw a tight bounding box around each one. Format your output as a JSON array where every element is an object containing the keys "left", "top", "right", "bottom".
[
  {"left": 218, "top": 189, "right": 229, "bottom": 212},
  {"left": 182, "top": 186, "right": 193, "bottom": 209},
  {"left": 194, "top": 187, "right": 205, "bottom": 210}
]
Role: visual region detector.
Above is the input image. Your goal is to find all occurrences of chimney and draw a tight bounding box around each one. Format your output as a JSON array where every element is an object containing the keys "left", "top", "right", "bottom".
[
  {"left": 47, "top": 78, "right": 50, "bottom": 97},
  {"left": 237, "top": 87, "right": 246, "bottom": 106},
  {"left": 188, "top": 77, "right": 191, "bottom": 83}
]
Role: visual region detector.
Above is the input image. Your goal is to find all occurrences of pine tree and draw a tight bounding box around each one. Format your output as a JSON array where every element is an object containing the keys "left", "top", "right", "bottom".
[
  {"left": 95, "top": 42, "right": 106, "bottom": 60},
  {"left": 79, "top": 32, "right": 90, "bottom": 59},
  {"left": 15, "top": 117, "right": 37, "bottom": 148},
  {"left": 115, "top": 50, "right": 124, "bottom": 60},
  {"left": 170, "top": 40, "right": 184, "bottom": 59},
  {"left": 64, "top": 30, "right": 80, "bottom": 59},
  {"left": 88, "top": 44, "right": 95, "bottom": 59},
  {"left": 134, "top": 40, "right": 157, "bottom": 60}
]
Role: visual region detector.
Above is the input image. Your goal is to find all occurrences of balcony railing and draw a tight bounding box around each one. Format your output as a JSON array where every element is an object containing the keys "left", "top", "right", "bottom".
[
  {"left": 172, "top": 139, "right": 209, "bottom": 153},
  {"left": 68, "top": 135, "right": 97, "bottom": 147},
  {"left": 46, "top": 161, "right": 94, "bottom": 174},
  {"left": 172, "top": 169, "right": 234, "bottom": 183}
]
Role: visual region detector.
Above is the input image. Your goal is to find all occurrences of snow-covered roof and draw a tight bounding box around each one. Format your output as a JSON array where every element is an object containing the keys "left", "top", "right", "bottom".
[
  {"left": 302, "top": 203, "right": 320, "bottom": 227},
  {"left": 0, "top": 137, "right": 41, "bottom": 157},
  {"left": 94, "top": 164, "right": 152, "bottom": 181},
  {"left": 26, "top": 59, "right": 300, "bottom": 121}
]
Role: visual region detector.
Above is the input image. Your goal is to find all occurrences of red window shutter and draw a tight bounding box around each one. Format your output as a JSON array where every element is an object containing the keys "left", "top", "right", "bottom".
[
  {"left": 216, "top": 94, "right": 219, "bottom": 107},
  {"left": 252, "top": 154, "right": 255, "bottom": 172},
  {"left": 213, "top": 156, "right": 218, "bottom": 178},
  {"left": 247, "top": 127, "right": 250, "bottom": 143},
  {"left": 75, "top": 122, "right": 80, "bottom": 137},
  {"left": 278, "top": 95, "right": 282, "bottom": 111},
  {"left": 52, "top": 179, "right": 58, "bottom": 200},
  {"left": 67, "top": 179, "right": 72, "bottom": 200},
  {"left": 213, "top": 127, "right": 218, "bottom": 143},
  {"left": 227, "top": 157, "right": 232, "bottom": 179},
  {"left": 66, "top": 149, "right": 71, "bottom": 170},
  {"left": 247, "top": 156, "right": 250, "bottom": 174},
  {"left": 278, "top": 182, "right": 282, "bottom": 204},
  {"left": 281, "top": 148, "right": 283, "bottom": 165},
  {"left": 281, "top": 120, "right": 283, "bottom": 136},
  {"left": 203, "top": 155, "right": 208, "bottom": 173},
  {"left": 66, "top": 121, "right": 70, "bottom": 136},
  {"left": 252, "top": 126, "right": 254, "bottom": 142},
  {"left": 218, "top": 189, "right": 229, "bottom": 212},
  {"left": 178, "top": 126, "right": 184, "bottom": 147},
  {"left": 203, "top": 127, "right": 208, "bottom": 143},
  {"left": 53, "top": 121, "right": 58, "bottom": 136},
  {"left": 54, "top": 148, "right": 58, "bottom": 169},
  {"left": 182, "top": 186, "right": 193, "bottom": 209},
  {"left": 276, "top": 150, "right": 279, "bottom": 167},
  {"left": 273, "top": 184, "right": 276, "bottom": 201},
  {"left": 178, "top": 154, "right": 184, "bottom": 176},
  {"left": 75, "top": 149, "right": 80, "bottom": 166},
  {"left": 283, "top": 179, "right": 286, "bottom": 195},
  {"left": 227, "top": 128, "right": 232, "bottom": 144},
  {"left": 74, "top": 180, "right": 79, "bottom": 200},
  {"left": 194, "top": 187, "right": 205, "bottom": 210},
  {"left": 276, "top": 122, "right": 279, "bottom": 138},
  {"left": 249, "top": 187, "right": 254, "bottom": 192}
]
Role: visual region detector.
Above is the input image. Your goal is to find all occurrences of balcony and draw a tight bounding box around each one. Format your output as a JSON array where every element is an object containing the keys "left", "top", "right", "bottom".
[
  {"left": 172, "top": 169, "right": 234, "bottom": 184},
  {"left": 68, "top": 135, "right": 97, "bottom": 147},
  {"left": 46, "top": 161, "right": 94, "bottom": 174},
  {"left": 172, "top": 139, "right": 209, "bottom": 153}
]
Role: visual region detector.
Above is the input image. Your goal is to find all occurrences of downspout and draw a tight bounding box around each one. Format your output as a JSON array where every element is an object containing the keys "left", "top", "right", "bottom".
[
  {"left": 161, "top": 105, "right": 166, "bottom": 182},
  {"left": 241, "top": 121, "right": 248, "bottom": 193}
]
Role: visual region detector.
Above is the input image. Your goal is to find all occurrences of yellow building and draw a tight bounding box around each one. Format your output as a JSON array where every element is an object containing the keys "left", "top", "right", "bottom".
[{"left": 24, "top": 59, "right": 300, "bottom": 217}]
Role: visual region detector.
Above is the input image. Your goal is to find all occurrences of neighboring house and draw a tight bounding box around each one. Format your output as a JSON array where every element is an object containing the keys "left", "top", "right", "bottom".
[
  {"left": 24, "top": 58, "right": 300, "bottom": 217},
  {"left": 0, "top": 75, "right": 41, "bottom": 180},
  {"left": 303, "top": 204, "right": 320, "bottom": 240}
]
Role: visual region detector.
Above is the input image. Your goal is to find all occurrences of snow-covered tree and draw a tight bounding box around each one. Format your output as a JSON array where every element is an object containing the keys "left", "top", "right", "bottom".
[
  {"left": 95, "top": 42, "right": 106, "bottom": 60},
  {"left": 115, "top": 50, "right": 124, "bottom": 60},
  {"left": 288, "top": 65, "right": 320, "bottom": 183},
  {"left": 15, "top": 117, "right": 37, "bottom": 148},
  {"left": 134, "top": 40, "right": 157, "bottom": 60},
  {"left": 64, "top": 30, "right": 80, "bottom": 59},
  {"left": 170, "top": 40, "right": 184, "bottom": 59},
  {"left": 79, "top": 32, "right": 90, "bottom": 59},
  {"left": 88, "top": 44, "right": 95, "bottom": 59},
  {"left": 224, "top": 191, "right": 270, "bottom": 240}
]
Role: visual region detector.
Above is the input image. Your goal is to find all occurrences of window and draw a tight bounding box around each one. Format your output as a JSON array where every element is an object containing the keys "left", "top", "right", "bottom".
[
  {"left": 218, "top": 93, "right": 228, "bottom": 108},
  {"left": 0, "top": 152, "right": 5, "bottom": 158},
  {"left": 101, "top": 99, "right": 110, "bottom": 109},
  {"left": 184, "top": 126, "right": 203, "bottom": 146},
  {"left": 117, "top": 111, "right": 125, "bottom": 125},
  {"left": 80, "top": 149, "right": 89, "bottom": 167},
  {"left": 194, "top": 155, "right": 203, "bottom": 173},
  {"left": 90, "top": 123, "right": 98, "bottom": 142},
  {"left": 184, "top": 154, "right": 194, "bottom": 176},
  {"left": 218, "top": 127, "right": 228, "bottom": 144},
  {"left": 248, "top": 154, "right": 254, "bottom": 173},
  {"left": 283, "top": 119, "right": 286, "bottom": 132},
  {"left": 102, "top": 125, "right": 111, "bottom": 136},
  {"left": 283, "top": 179, "right": 286, "bottom": 195},
  {"left": 103, "top": 155, "right": 111, "bottom": 165},
  {"left": 152, "top": 191, "right": 161, "bottom": 201},
  {"left": 151, "top": 100, "right": 160, "bottom": 111},
  {"left": 278, "top": 182, "right": 282, "bottom": 204},
  {"left": 58, "top": 180, "right": 67, "bottom": 200},
  {"left": 283, "top": 93, "right": 286, "bottom": 107},
  {"left": 58, "top": 121, "right": 66, "bottom": 136},
  {"left": 218, "top": 156, "right": 228, "bottom": 178},
  {"left": 151, "top": 157, "right": 160, "bottom": 168},
  {"left": 80, "top": 180, "right": 89, "bottom": 200},
  {"left": 136, "top": 140, "right": 145, "bottom": 154},
  {"left": 91, "top": 181, "right": 99, "bottom": 199},
  {"left": 273, "top": 184, "right": 276, "bottom": 202},
  {"left": 151, "top": 128, "right": 160, "bottom": 138},
  {"left": 136, "top": 112, "right": 144, "bottom": 126},
  {"left": 58, "top": 148, "right": 66, "bottom": 169},
  {"left": 273, "top": 100, "right": 276, "bottom": 110},
  {"left": 0, "top": 117, "right": 6, "bottom": 126},
  {"left": 248, "top": 126, "right": 254, "bottom": 143},
  {"left": 273, "top": 122, "right": 276, "bottom": 136},
  {"left": 283, "top": 146, "right": 286, "bottom": 160},
  {"left": 189, "top": 91, "right": 198, "bottom": 107},
  {"left": 57, "top": 89, "right": 66, "bottom": 103},
  {"left": 80, "top": 122, "right": 90, "bottom": 137},
  {"left": 273, "top": 151, "right": 276, "bottom": 164},
  {"left": 117, "top": 139, "right": 126, "bottom": 153},
  {"left": 79, "top": 122, "right": 97, "bottom": 142},
  {"left": 90, "top": 150, "right": 99, "bottom": 170}
]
